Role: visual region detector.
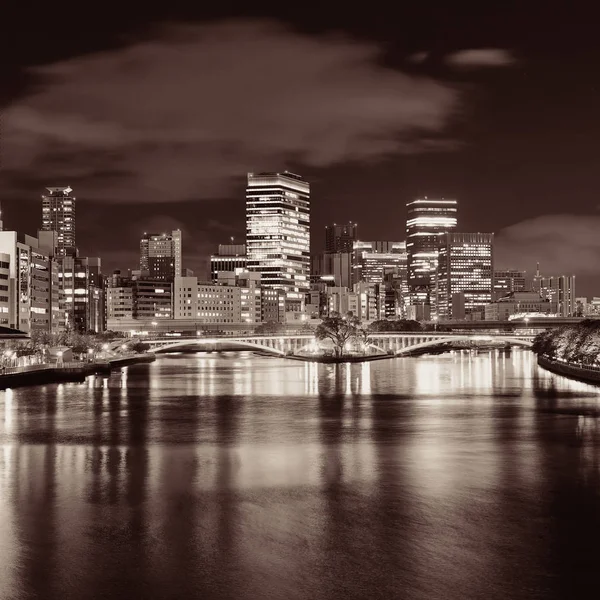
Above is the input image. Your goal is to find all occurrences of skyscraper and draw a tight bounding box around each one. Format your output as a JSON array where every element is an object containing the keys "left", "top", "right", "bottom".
[
  {"left": 139, "top": 230, "right": 182, "bottom": 281},
  {"left": 436, "top": 232, "right": 494, "bottom": 320},
  {"left": 41, "top": 186, "right": 76, "bottom": 256},
  {"left": 325, "top": 222, "right": 357, "bottom": 253},
  {"left": 246, "top": 171, "right": 310, "bottom": 311},
  {"left": 406, "top": 197, "right": 458, "bottom": 318}
]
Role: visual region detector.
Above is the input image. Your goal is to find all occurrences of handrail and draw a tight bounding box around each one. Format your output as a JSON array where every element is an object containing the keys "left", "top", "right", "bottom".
[{"left": 540, "top": 355, "right": 600, "bottom": 373}]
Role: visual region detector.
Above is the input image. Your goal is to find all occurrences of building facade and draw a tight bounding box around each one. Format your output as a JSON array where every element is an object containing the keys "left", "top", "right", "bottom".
[
  {"left": 436, "top": 232, "right": 494, "bottom": 320},
  {"left": 406, "top": 198, "right": 458, "bottom": 317},
  {"left": 325, "top": 222, "right": 357, "bottom": 253},
  {"left": 0, "top": 231, "right": 64, "bottom": 333},
  {"left": 311, "top": 252, "right": 353, "bottom": 289},
  {"left": 41, "top": 186, "right": 76, "bottom": 257},
  {"left": 484, "top": 291, "right": 557, "bottom": 321},
  {"left": 493, "top": 269, "right": 527, "bottom": 300},
  {"left": 246, "top": 172, "right": 310, "bottom": 312},
  {"left": 210, "top": 244, "right": 247, "bottom": 281},
  {"left": 140, "top": 230, "right": 182, "bottom": 280},
  {"left": 352, "top": 241, "right": 407, "bottom": 286},
  {"left": 534, "top": 274, "right": 576, "bottom": 317}
]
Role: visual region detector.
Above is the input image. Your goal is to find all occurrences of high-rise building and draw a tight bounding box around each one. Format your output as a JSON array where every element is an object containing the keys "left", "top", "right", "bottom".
[
  {"left": 493, "top": 269, "right": 527, "bottom": 300},
  {"left": 210, "top": 244, "right": 247, "bottom": 281},
  {"left": 406, "top": 198, "right": 457, "bottom": 317},
  {"left": 325, "top": 222, "right": 357, "bottom": 253},
  {"left": 246, "top": 171, "right": 310, "bottom": 312},
  {"left": 436, "top": 232, "right": 494, "bottom": 320},
  {"left": 41, "top": 186, "right": 76, "bottom": 257},
  {"left": 140, "top": 230, "right": 182, "bottom": 281}
]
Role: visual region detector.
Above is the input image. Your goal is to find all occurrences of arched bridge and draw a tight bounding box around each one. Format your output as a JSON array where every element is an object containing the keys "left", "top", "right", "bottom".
[
  {"left": 368, "top": 333, "right": 533, "bottom": 356},
  {"left": 141, "top": 332, "right": 534, "bottom": 357}
]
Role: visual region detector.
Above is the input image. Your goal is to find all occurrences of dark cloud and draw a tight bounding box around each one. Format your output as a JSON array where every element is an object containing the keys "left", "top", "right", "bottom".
[
  {"left": 2, "top": 20, "right": 458, "bottom": 204},
  {"left": 495, "top": 215, "right": 600, "bottom": 277},
  {"left": 445, "top": 48, "right": 515, "bottom": 68}
]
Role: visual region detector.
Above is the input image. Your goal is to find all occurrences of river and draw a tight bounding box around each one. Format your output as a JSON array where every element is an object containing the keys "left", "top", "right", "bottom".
[{"left": 1, "top": 349, "right": 600, "bottom": 600}]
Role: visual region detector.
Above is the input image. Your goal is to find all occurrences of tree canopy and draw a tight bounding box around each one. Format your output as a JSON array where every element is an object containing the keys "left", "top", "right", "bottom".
[
  {"left": 532, "top": 320, "right": 600, "bottom": 365},
  {"left": 315, "top": 312, "right": 364, "bottom": 357}
]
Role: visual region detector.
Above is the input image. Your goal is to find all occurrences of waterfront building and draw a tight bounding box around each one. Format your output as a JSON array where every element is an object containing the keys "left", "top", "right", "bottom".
[
  {"left": 217, "top": 271, "right": 262, "bottom": 323},
  {"left": 140, "top": 230, "right": 182, "bottom": 280},
  {"left": 436, "top": 232, "right": 494, "bottom": 320},
  {"left": 484, "top": 291, "right": 557, "bottom": 321},
  {"left": 406, "top": 198, "right": 458, "bottom": 317},
  {"left": 493, "top": 269, "right": 527, "bottom": 300},
  {"left": 41, "top": 186, "right": 76, "bottom": 257},
  {"left": 325, "top": 222, "right": 357, "bottom": 254},
  {"left": 246, "top": 171, "right": 310, "bottom": 313},
  {"left": 210, "top": 244, "right": 247, "bottom": 282},
  {"left": 0, "top": 231, "right": 64, "bottom": 333}
]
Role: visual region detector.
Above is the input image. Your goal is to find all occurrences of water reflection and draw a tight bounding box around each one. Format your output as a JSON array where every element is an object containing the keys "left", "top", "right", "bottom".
[{"left": 1, "top": 349, "right": 600, "bottom": 599}]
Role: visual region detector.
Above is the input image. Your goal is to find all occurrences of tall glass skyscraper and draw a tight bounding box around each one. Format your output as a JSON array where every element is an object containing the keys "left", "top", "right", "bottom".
[
  {"left": 246, "top": 172, "right": 310, "bottom": 310},
  {"left": 41, "top": 186, "right": 76, "bottom": 257},
  {"left": 406, "top": 197, "right": 457, "bottom": 317}
]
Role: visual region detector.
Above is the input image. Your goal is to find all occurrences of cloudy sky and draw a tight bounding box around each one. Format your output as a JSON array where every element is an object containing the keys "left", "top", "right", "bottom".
[{"left": 2, "top": 3, "right": 600, "bottom": 293}]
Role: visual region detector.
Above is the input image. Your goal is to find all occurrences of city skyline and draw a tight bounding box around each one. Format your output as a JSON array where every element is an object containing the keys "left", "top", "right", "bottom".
[{"left": 2, "top": 5, "right": 600, "bottom": 295}]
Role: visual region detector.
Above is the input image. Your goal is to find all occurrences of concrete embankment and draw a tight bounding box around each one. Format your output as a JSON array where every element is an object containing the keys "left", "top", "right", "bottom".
[
  {"left": 537, "top": 355, "right": 600, "bottom": 385},
  {"left": 0, "top": 354, "right": 156, "bottom": 390}
]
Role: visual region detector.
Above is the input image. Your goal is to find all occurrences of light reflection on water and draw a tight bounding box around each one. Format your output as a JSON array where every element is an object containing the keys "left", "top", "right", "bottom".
[{"left": 1, "top": 349, "right": 600, "bottom": 600}]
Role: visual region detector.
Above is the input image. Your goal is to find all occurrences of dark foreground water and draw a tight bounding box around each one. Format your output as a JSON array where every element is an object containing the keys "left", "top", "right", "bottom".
[{"left": 2, "top": 349, "right": 600, "bottom": 600}]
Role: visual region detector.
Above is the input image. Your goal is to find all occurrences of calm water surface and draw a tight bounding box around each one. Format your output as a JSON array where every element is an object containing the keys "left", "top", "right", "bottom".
[{"left": 2, "top": 349, "right": 600, "bottom": 600}]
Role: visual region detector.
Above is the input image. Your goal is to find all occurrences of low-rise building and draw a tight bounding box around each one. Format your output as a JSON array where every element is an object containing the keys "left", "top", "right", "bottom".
[{"left": 484, "top": 291, "right": 557, "bottom": 321}]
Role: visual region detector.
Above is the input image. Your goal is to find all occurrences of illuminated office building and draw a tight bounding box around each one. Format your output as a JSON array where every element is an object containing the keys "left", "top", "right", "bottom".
[
  {"left": 436, "top": 232, "right": 494, "bottom": 320},
  {"left": 406, "top": 198, "right": 457, "bottom": 317},
  {"left": 140, "top": 230, "right": 182, "bottom": 281},
  {"left": 246, "top": 171, "right": 310, "bottom": 312},
  {"left": 41, "top": 186, "right": 76, "bottom": 257}
]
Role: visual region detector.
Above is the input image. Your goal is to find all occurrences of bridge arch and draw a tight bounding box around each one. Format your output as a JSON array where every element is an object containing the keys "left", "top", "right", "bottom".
[
  {"left": 394, "top": 335, "right": 532, "bottom": 356},
  {"left": 150, "top": 338, "right": 286, "bottom": 356}
]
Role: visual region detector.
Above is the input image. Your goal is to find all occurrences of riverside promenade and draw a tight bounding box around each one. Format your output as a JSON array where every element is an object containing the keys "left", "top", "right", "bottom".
[
  {"left": 0, "top": 353, "right": 155, "bottom": 390},
  {"left": 537, "top": 355, "right": 600, "bottom": 385}
]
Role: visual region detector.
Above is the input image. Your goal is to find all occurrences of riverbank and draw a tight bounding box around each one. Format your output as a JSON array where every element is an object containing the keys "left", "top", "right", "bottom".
[
  {"left": 537, "top": 355, "right": 600, "bottom": 385},
  {"left": 0, "top": 353, "right": 156, "bottom": 390}
]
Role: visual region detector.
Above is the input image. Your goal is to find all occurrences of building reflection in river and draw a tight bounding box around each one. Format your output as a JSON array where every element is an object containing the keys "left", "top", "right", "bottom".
[{"left": 1, "top": 350, "right": 600, "bottom": 599}]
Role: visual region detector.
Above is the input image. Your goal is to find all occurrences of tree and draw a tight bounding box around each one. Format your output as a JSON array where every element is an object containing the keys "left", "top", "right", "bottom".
[
  {"left": 368, "top": 319, "right": 422, "bottom": 333},
  {"left": 130, "top": 341, "right": 150, "bottom": 354},
  {"left": 315, "top": 312, "right": 363, "bottom": 357}
]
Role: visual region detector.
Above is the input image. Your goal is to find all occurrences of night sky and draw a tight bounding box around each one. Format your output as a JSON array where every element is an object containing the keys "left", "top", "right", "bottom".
[{"left": 2, "top": 3, "right": 600, "bottom": 294}]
